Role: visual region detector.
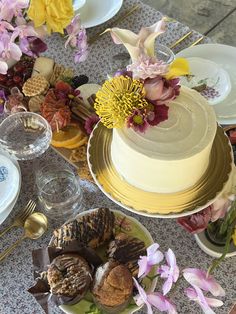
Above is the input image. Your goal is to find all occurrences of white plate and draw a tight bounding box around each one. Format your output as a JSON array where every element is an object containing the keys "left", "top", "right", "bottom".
[
  {"left": 76, "top": 0, "right": 123, "bottom": 28},
  {"left": 176, "top": 44, "right": 236, "bottom": 125},
  {"left": 50, "top": 208, "right": 156, "bottom": 314},
  {"left": 0, "top": 150, "right": 21, "bottom": 224},
  {"left": 0, "top": 154, "right": 20, "bottom": 214},
  {"left": 195, "top": 232, "right": 236, "bottom": 258},
  {"left": 180, "top": 57, "right": 231, "bottom": 105}
]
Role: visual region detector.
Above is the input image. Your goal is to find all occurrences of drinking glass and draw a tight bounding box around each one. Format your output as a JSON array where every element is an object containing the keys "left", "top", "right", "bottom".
[
  {"left": 155, "top": 43, "right": 175, "bottom": 64},
  {"left": 36, "top": 164, "right": 83, "bottom": 224},
  {"left": 0, "top": 112, "right": 52, "bottom": 160}
]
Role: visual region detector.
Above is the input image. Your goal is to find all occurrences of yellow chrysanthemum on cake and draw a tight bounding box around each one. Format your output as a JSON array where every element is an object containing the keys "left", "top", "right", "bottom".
[{"left": 94, "top": 76, "right": 149, "bottom": 128}]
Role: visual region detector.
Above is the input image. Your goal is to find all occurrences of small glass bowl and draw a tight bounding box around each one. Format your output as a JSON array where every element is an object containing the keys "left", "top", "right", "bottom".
[
  {"left": 155, "top": 43, "right": 175, "bottom": 64},
  {"left": 0, "top": 112, "right": 52, "bottom": 160}
]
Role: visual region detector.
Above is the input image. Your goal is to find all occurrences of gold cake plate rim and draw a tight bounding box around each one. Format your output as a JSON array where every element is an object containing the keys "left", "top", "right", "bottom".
[{"left": 87, "top": 122, "right": 234, "bottom": 218}]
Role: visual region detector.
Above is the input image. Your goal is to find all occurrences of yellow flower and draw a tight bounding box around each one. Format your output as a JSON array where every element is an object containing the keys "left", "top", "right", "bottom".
[
  {"left": 94, "top": 76, "right": 149, "bottom": 128},
  {"left": 28, "top": 0, "right": 74, "bottom": 34},
  {"left": 232, "top": 228, "right": 236, "bottom": 246},
  {"left": 164, "top": 58, "right": 190, "bottom": 80}
]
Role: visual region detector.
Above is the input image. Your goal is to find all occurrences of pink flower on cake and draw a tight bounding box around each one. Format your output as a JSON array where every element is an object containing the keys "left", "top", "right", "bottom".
[
  {"left": 158, "top": 248, "right": 179, "bottom": 295},
  {"left": 144, "top": 77, "right": 180, "bottom": 103},
  {"left": 127, "top": 108, "right": 149, "bottom": 133},
  {"left": 133, "top": 277, "right": 177, "bottom": 314},
  {"left": 127, "top": 55, "right": 169, "bottom": 80},
  {"left": 147, "top": 104, "right": 169, "bottom": 126},
  {"left": 138, "top": 243, "right": 164, "bottom": 278}
]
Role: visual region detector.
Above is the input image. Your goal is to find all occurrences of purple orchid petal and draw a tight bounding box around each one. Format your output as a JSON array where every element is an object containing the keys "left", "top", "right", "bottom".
[
  {"left": 147, "top": 243, "right": 160, "bottom": 255},
  {"left": 147, "top": 292, "right": 177, "bottom": 314},
  {"left": 148, "top": 251, "right": 164, "bottom": 266},
  {"left": 133, "top": 277, "right": 148, "bottom": 303},
  {"left": 138, "top": 256, "right": 150, "bottom": 278},
  {"left": 183, "top": 268, "right": 225, "bottom": 297},
  {"left": 162, "top": 278, "right": 173, "bottom": 296},
  {"left": 185, "top": 286, "right": 223, "bottom": 314}
]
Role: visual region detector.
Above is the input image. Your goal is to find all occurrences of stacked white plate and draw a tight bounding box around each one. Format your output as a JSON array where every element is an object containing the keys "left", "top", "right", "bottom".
[{"left": 0, "top": 150, "right": 21, "bottom": 225}]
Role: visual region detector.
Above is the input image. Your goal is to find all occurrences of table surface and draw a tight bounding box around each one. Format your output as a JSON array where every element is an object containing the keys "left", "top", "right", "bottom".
[{"left": 0, "top": 0, "right": 235, "bottom": 314}]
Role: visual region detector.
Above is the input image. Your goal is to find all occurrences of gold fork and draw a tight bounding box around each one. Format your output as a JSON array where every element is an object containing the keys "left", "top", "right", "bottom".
[{"left": 0, "top": 200, "right": 36, "bottom": 238}]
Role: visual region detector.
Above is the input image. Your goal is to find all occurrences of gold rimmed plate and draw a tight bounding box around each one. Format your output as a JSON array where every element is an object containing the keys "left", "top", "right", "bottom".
[{"left": 87, "top": 123, "right": 233, "bottom": 218}]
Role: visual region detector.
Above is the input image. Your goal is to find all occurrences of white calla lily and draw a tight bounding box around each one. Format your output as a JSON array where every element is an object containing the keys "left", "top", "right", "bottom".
[{"left": 105, "top": 18, "right": 166, "bottom": 61}]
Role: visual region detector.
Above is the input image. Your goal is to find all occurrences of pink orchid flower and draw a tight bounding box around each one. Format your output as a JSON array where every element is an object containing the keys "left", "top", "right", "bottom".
[
  {"left": 185, "top": 286, "right": 224, "bottom": 314},
  {"left": 0, "top": 33, "right": 22, "bottom": 74},
  {"left": 0, "top": 0, "right": 29, "bottom": 22},
  {"left": 106, "top": 19, "right": 166, "bottom": 62},
  {"left": 65, "top": 14, "right": 83, "bottom": 48},
  {"left": 138, "top": 243, "right": 164, "bottom": 278},
  {"left": 183, "top": 268, "right": 225, "bottom": 297},
  {"left": 0, "top": 21, "right": 14, "bottom": 33},
  {"left": 158, "top": 248, "right": 180, "bottom": 295},
  {"left": 133, "top": 278, "right": 177, "bottom": 314}
]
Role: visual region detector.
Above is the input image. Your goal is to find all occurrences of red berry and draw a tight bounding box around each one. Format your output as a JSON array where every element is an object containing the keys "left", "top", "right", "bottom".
[
  {"left": 13, "top": 75, "right": 22, "bottom": 84},
  {"left": 0, "top": 74, "right": 7, "bottom": 83},
  {"left": 14, "top": 64, "right": 25, "bottom": 73}
]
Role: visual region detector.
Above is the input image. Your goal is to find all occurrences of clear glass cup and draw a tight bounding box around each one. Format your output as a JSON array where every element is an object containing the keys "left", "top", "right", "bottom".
[
  {"left": 155, "top": 43, "right": 175, "bottom": 64},
  {"left": 0, "top": 112, "right": 52, "bottom": 160},
  {"left": 36, "top": 164, "right": 83, "bottom": 224}
]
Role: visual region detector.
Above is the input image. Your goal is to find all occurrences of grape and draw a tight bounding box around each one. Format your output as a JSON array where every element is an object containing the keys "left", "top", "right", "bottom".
[
  {"left": 72, "top": 75, "right": 89, "bottom": 88},
  {"left": 6, "top": 79, "right": 14, "bottom": 87},
  {"left": 7, "top": 69, "right": 14, "bottom": 78}
]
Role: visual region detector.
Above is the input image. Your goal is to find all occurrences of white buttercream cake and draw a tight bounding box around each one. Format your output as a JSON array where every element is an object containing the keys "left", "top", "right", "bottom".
[{"left": 110, "top": 86, "right": 217, "bottom": 193}]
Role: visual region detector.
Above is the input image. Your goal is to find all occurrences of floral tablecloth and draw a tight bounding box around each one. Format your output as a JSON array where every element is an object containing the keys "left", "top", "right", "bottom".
[{"left": 0, "top": 0, "right": 235, "bottom": 314}]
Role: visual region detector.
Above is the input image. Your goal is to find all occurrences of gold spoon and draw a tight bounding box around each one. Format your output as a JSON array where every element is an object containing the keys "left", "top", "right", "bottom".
[{"left": 0, "top": 212, "right": 48, "bottom": 262}]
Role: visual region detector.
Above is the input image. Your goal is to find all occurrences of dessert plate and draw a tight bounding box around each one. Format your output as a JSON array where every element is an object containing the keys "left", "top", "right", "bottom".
[
  {"left": 180, "top": 57, "right": 231, "bottom": 106},
  {"left": 76, "top": 0, "right": 123, "bottom": 28},
  {"left": 0, "top": 154, "right": 20, "bottom": 214},
  {"left": 176, "top": 44, "right": 236, "bottom": 125},
  {"left": 194, "top": 232, "right": 236, "bottom": 258},
  {"left": 50, "top": 209, "right": 155, "bottom": 314},
  {"left": 0, "top": 149, "right": 21, "bottom": 225},
  {"left": 87, "top": 123, "right": 233, "bottom": 218}
]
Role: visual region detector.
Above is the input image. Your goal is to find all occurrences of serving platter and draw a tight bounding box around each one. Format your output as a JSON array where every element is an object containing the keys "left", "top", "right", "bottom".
[
  {"left": 176, "top": 44, "right": 236, "bottom": 125},
  {"left": 87, "top": 123, "right": 233, "bottom": 218},
  {"left": 49, "top": 208, "right": 155, "bottom": 314}
]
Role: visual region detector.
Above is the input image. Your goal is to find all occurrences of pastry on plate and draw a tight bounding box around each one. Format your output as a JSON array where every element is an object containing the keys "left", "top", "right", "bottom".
[
  {"left": 47, "top": 253, "right": 92, "bottom": 302},
  {"left": 52, "top": 208, "right": 115, "bottom": 249},
  {"left": 92, "top": 260, "right": 133, "bottom": 313},
  {"left": 107, "top": 232, "right": 146, "bottom": 276}
]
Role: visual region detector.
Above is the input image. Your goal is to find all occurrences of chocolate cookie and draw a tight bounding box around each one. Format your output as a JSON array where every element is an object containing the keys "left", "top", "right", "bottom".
[{"left": 107, "top": 233, "right": 146, "bottom": 276}]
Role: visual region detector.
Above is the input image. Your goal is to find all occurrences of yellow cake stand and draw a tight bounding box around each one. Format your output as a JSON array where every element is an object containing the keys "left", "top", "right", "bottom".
[{"left": 87, "top": 123, "right": 234, "bottom": 218}]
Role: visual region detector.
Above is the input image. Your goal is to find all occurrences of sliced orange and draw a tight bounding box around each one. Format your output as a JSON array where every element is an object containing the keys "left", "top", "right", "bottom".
[
  {"left": 51, "top": 124, "right": 83, "bottom": 148},
  {"left": 65, "top": 136, "right": 88, "bottom": 149}
]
